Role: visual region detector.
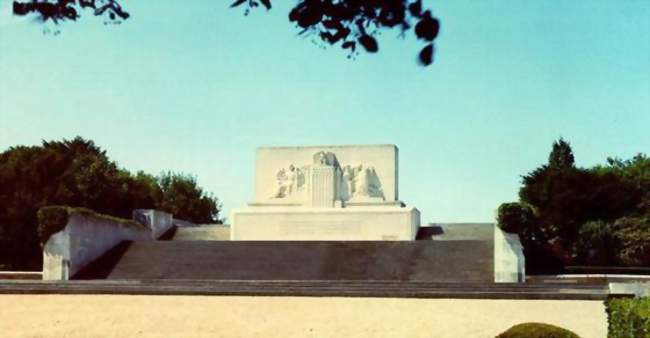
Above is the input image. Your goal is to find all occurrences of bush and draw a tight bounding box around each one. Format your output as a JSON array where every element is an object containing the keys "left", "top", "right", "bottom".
[
  {"left": 611, "top": 215, "right": 650, "bottom": 266},
  {"left": 606, "top": 297, "right": 650, "bottom": 338},
  {"left": 496, "top": 322, "right": 580, "bottom": 338},
  {"left": 497, "top": 202, "right": 535, "bottom": 234},
  {"left": 576, "top": 220, "right": 618, "bottom": 266},
  {"left": 36, "top": 206, "right": 70, "bottom": 245}
]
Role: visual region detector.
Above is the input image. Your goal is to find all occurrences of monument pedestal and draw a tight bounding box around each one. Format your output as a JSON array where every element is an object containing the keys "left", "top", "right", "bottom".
[
  {"left": 231, "top": 145, "right": 421, "bottom": 241},
  {"left": 231, "top": 206, "right": 420, "bottom": 241}
]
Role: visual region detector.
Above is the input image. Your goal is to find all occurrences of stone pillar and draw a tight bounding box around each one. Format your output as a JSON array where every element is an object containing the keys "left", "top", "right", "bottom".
[{"left": 311, "top": 166, "right": 336, "bottom": 208}]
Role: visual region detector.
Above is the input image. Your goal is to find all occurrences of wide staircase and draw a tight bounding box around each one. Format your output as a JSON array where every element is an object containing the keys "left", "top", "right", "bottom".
[
  {"left": 82, "top": 240, "right": 494, "bottom": 282},
  {"left": 1, "top": 223, "right": 615, "bottom": 299},
  {"left": 170, "top": 225, "right": 230, "bottom": 241}
]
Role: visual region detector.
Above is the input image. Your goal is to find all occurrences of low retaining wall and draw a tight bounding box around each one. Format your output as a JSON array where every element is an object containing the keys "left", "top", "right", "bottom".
[
  {"left": 42, "top": 211, "right": 151, "bottom": 280},
  {"left": 132, "top": 209, "right": 173, "bottom": 239},
  {"left": 494, "top": 226, "right": 525, "bottom": 282},
  {"left": 172, "top": 218, "right": 198, "bottom": 228}
]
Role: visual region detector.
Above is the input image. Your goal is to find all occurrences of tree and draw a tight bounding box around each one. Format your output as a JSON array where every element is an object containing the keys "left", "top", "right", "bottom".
[
  {"left": 548, "top": 138, "right": 575, "bottom": 170},
  {"left": 157, "top": 172, "right": 222, "bottom": 224},
  {"left": 0, "top": 137, "right": 222, "bottom": 269},
  {"left": 498, "top": 138, "right": 649, "bottom": 271},
  {"left": 12, "top": 0, "right": 441, "bottom": 66}
]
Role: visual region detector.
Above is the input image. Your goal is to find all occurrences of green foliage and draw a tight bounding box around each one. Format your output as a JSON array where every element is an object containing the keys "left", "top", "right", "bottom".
[
  {"left": 157, "top": 172, "right": 222, "bottom": 224},
  {"left": 606, "top": 297, "right": 650, "bottom": 338},
  {"left": 576, "top": 220, "right": 618, "bottom": 266},
  {"left": 0, "top": 137, "right": 221, "bottom": 270},
  {"left": 497, "top": 202, "right": 535, "bottom": 234},
  {"left": 611, "top": 215, "right": 650, "bottom": 266},
  {"left": 36, "top": 206, "right": 70, "bottom": 245},
  {"left": 548, "top": 138, "right": 575, "bottom": 170},
  {"left": 506, "top": 138, "right": 649, "bottom": 272},
  {"left": 496, "top": 322, "right": 581, "bottom": 338}
]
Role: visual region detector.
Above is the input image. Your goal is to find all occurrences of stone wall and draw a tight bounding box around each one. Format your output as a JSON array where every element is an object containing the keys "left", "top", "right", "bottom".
[
  {"left": 231, "top": 207, "right": 420, "bottom": 241},
  {"left": 133, "top": 209, "right": 174, "bottom": 239},
  {"left": 494, "top": 225, "right": 526, "bottom": 282},
  {"left": 172, "top": 218, "right": 198, "bottom": 228},
  {"left": 42, "top": 212, "right": 151, "bottom": 280}
]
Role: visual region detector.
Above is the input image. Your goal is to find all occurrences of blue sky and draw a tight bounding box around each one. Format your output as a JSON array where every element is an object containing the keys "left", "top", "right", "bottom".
[{"left": 1, "top": 0, "right": 648, "bottom": 223}]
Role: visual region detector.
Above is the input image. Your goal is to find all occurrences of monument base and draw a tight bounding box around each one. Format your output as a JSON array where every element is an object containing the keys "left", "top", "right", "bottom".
[{"left": 230, "top": 206, "right": 420, "bottom": 241}]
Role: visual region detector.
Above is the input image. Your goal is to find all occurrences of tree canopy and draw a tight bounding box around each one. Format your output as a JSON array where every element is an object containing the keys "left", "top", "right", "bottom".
[
  {"left": 497, "top": 139, "right": 649, "bottom": 272},
  {"left": 0, "top": 137, "right": 221, "bottom": 270},
  {"left": 12, "top": 0, "right": 440, "bottom": 65}
]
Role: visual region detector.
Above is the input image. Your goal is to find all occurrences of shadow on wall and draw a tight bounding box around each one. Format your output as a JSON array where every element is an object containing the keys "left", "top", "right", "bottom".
[
  {"left": 416, "top": 226, "right": 444, "bottom": 240},
  {"left": 72, "top": 241, "right": 133, "bottom": 279}
]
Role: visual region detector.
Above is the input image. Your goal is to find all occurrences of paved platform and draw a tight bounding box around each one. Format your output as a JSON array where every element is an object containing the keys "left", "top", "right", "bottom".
[{"left": 0, "top": 280, "right": 615, "bottom": 300}]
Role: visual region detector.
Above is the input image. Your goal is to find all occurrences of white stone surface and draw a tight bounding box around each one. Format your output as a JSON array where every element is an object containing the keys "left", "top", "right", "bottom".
[
  {"left": 609, "top": 282, "right": 650, "bottom": 297},
  {"left": 231, "top": 207, "right": 420, "bottom": 241},
  {"left": 42, "top": 213, "right": 151, "bottom": 280},
  {"left": 254, "top": 145, "right": 399, "bottom": 206},
  {"left": 494, "top": 226, "right": 526, "bottom": 283},
  {"left": 133, "top": 209, "right": 173, "bottom": 239},
  {"left": 232, "top": 144, "right": 420, "bottom": 240}
]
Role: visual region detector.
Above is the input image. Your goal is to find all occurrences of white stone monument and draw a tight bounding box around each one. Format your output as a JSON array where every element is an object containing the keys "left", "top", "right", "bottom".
[{"left": 231, "top": 145, "right": 420, "bottom": 240}]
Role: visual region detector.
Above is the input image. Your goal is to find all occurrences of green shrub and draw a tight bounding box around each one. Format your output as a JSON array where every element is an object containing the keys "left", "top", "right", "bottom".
[
  {"left": 496, "top": 322, "right": 580, "bottom": 338},
  {"left": 612, "top": 215, "right": 650, "bottom": 266},
  {"left": 606, "top": 297, "right": 650, "bottom": 338},
  {"left": 497, "top": 202, "right": 535, "bottom": 234},
  {"left": 576, "top": 220, "right": 619, "bottom": 266},
  {"left": 37, "top": 206, "right": 70, "bottom": 245},
  {"left": 37, "top": 206, "right": 146, "bottom": 245}
]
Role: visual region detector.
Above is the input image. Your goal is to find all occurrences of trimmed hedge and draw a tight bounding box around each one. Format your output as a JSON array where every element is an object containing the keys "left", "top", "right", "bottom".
[
  {"left": 496, "top": 323, "right": 580, "bottom": 338},
  {"left": 606, "top": 297, "right": 650, "bottom": 338},
  {"left": 37, "top": 206, "right": 146, "bottom": 245},
  {"left": 496, "top": 202, "right": 535, "bottom": 234}
]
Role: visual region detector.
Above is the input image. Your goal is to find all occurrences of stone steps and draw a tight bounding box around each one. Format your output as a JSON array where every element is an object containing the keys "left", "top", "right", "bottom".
[
  {"left": 0, "top": 280, "right": 613, "bottom": 300},
  {"left": 171, "top": 226, "right": 230, "bottom": 241},
  {"left": 88, "top": 240, "right": 494, "bottom": 282}
]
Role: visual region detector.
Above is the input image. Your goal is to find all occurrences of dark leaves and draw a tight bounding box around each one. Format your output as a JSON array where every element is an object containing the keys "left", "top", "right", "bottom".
[
  {"left": 13, "top": 0, "right": 128, "bottom": 23},
  {"left": 259, "top": 0, "right": 272, "bottom": 10},
  {"left": 289, "top": 3, "right": 323, "bottom": 28},
  {"left": 408, "top": 0, "right": 422, "bottom": 17},
  {"left": 415, "top": 14, "right": 440, "bottom": 41},
  {"left": 13, "top": 0, "right": 441, "bottom": 67},
  {"left": 341, "top": 41, "right": 356, "bottom": 52},
  {"left": 418, "top": 43, "right": 433, "bottom": 66},
  {"left": 230, "top": 0, "right": 247, "bottom": 8},
  {"left": 358, "top": 34, "right": 378, "bottom": 52}
]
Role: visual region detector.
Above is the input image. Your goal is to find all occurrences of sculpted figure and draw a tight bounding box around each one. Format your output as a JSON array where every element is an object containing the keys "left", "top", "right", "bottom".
[
  {"left": 272, "top": 164, "right": 299, "bottom": 198},
  {"left": 341, "top": 165, "right": 354, "bottom": 200},
  {"left": 314, "top": 151, "right": 328, "bottom": 166},
  {"left": 355, "top": 166, "right": 370, "bottom": 196},
  {"left": 349, "top": 165, "right": 385, "bottom": 200}
]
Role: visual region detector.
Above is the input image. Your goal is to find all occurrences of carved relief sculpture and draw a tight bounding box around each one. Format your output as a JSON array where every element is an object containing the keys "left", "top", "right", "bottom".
[
  {"left": 270, "top": 151, "right": 384, "bottom": 203},
  {"left": 272, "top": 164, "right": 307, "bottom": 198}
]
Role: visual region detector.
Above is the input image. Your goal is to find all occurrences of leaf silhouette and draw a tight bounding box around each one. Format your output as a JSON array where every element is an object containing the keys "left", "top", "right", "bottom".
[
  {"left": 260, "top": 0, "right": 272, "bottom": 10},
  {"left": 418, "top": 43, "right": 433, "bottom": 66},
  {"left": 230, "top": 0, "right": 247, "bottom": 8},
  {"left": 358, "top": 34, "right": 378, "bottom": 53},
  {"left": 415, "top": 15, "right": 440, "bottom": 41}
]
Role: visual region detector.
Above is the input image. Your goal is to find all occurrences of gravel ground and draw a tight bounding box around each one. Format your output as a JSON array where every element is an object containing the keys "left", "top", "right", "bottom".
[{"left": 0, "top": 295, "right": 607, "bottom": 338}]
